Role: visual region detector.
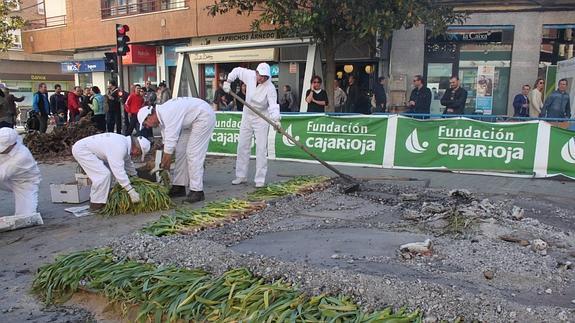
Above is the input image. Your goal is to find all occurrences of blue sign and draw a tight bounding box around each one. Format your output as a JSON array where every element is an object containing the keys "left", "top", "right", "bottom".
[
  {"left": 61, "top": 60, "right": 106, "bottom": 73},
  {"left": 165, "top": 46, "right": 179, "bottom": 67}
]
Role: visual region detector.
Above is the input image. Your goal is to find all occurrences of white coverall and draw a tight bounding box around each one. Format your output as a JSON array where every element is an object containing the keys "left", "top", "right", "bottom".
[
  {"left": 226, "top": 68, "right": 280, "bottom": 185},
  {"left": 0, "top": 138, "right": 41, "bottom": 216},
  {"left": 157, "top": 97, "right": 216, "bottom": 191},
  {"left": 72, "top": 133, "right": 137, "bottom": 203}
]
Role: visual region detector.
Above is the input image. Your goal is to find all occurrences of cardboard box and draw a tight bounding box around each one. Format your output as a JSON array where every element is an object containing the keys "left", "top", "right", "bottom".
[
  {"left": 75, "top": 174, "right": 91, "bottom": 186},
  {"left": 50, "top": 183, "right": 91, "bottom": 204}
]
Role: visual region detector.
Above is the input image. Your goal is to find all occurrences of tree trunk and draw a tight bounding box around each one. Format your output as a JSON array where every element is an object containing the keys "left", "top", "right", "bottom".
[{"left": 324, "top": 30, "right": 336, "bottom": 113}]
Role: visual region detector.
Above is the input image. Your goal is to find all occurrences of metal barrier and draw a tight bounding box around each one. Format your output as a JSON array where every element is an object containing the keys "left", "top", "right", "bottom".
[
  {"left": 280, "top": 112, "right": 575, "bottom": 125},
  {"left": 101, "top": 0, "right": 188, "bottom": 19},
  {"left": 23, "top": 15, "right": 67, "bottom": 30}
]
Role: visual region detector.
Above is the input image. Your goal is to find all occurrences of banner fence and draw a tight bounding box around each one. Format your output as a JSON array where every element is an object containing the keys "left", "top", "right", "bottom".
[{"left": 208, "top": 113, "right": 575, "bottom": 180}]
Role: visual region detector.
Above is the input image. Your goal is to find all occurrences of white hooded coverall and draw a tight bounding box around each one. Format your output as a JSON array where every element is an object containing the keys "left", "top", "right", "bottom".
[
  {"left": 72, "top": 133, "right": 137, "bottom": 203},
  {"left": 0, "top": 138, "right": 41, "bottom": 216},
  {"left": 226, "top": 67, "right": 280, "bottom": 185},
  {"left": 157, "top": 97, "right": 216, "bottom": 191}
]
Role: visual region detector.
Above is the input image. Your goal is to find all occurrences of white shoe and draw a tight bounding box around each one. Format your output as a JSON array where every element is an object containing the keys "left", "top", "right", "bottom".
[
  {"left": 255, "top": 182, "right": 265, "bottom": 188},
  {"left": 232, "top": 177, "right": 247, "bottom": 185}
]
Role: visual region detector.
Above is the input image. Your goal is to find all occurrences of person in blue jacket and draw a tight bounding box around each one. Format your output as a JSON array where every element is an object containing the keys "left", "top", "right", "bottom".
[
  {"left": 32, "top": 83, "right": 50, "bottom": 133},
  {"left": 540, "top": 79, "right": 571, "bottom": 120}
]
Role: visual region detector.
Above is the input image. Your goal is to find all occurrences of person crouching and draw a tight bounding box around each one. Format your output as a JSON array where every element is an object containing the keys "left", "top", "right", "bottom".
[{"left": 72, "top": 133, "right": 150, "bottom": 211}]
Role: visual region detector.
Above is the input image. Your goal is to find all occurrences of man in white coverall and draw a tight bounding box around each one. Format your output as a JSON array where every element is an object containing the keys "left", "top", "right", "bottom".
[
  {"left": 223, "top": 63, "right": 280, "bottom": 187},
  {"left": 138, "top": 97, "right": 216, "bottom": 203},
  {"left": 0, "top": 127, "right": 41, "bottom": 217},
  {"left": 72, "top": 133, "right": 151, "bottom": 211}
]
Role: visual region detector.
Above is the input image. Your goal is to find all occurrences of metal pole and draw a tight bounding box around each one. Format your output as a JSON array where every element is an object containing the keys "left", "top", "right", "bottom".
[{"left": 117, "top": 53, "right": 126, "bottom": 134}]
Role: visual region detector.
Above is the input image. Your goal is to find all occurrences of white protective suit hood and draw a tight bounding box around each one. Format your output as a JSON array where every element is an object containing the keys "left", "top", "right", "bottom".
[
  {"left": 0, "top": 128, "right": 18, "bottom": 153},
  {"left": 256, "top": 63, "right": 271, "bottom": 78},
  {"left": 136, "top": 136, "right": 151, "bottom": 162},
  {"left": 137, "top": 106, "right": 154, "bottom": 130}
]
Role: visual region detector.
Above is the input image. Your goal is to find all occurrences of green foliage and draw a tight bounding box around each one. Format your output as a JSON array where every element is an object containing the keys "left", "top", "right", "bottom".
[
  {"left": 0, "top": 0, "right": 24, "bottom": 51},
  {"left": 33, "top": 248, "right": 423, "bottom": 322},
  {"left": 206, "top": 0, "right": 466, "bottom": 46}
]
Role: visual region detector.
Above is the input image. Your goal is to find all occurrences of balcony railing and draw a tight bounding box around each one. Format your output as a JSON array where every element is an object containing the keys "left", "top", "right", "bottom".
[
  {"left": 101, "top": 0, "right": 188, "bottom": 19},
  {"left": 23, "top": 15, "right": 67, "bottom": 30}
]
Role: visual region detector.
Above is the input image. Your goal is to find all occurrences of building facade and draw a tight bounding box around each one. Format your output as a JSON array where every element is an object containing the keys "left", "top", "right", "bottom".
[
  {"left": 21, "top": 0, "right": 575, "bottom": 116},
  {"left": 0, "top": 0, "right": 73, "bottom": 107}
]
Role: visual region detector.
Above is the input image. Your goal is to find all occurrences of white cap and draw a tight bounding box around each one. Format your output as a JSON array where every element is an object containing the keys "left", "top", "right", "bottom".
[
  {"left": 0, "top": 127, "right": 18, "bottom": 152},
  {"left": 137, "top": 106, "right": 154, "bottom": 130},
  {"left": 137, "top": 136, "right": 151, "bottom": 162},
  {"left": 256, "top": 63, "right": 271, "bottom": 78}
]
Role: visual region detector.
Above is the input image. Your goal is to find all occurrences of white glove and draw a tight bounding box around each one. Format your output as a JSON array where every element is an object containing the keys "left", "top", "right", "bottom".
[
  {"left": 222, "top": 81, "right": 231, "bottom": 93},
  {"left": 127, "top": 188, "right": 141, "bottom": 203},
  {"left": 270, "top": 112, "right": 281, "bottom": 123}
]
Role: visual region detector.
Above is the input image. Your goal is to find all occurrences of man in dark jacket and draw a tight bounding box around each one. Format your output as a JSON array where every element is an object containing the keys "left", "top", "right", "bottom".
[
  {"left": 106, "top": 79, "right": 122, "bottom": 134},
  {"left": 32, "top": 83, "right": 50, "bottom": 133},
  {"left": 49, "top": 84, "right": 67, "bottom": 126},
  {"left": 512, "top": 85, "right": 530, "bottom": 117},
  {"left": 346, "top": 75, "right": 370, "bottom": 114},
  {"left": 540, "top": 79, "right": 571, "bottom": 119},
  {"left": 373, "top": 77, "right": 387, "bottom": 113},
  {"left": 441, "top": 76, "right": 468, "bottom": 115},
  {"left": 407, "top": 75, "right": 432, "bottom": 117},
  {"left": 0, "top": 85, "right": 25, "bottom": 128}
]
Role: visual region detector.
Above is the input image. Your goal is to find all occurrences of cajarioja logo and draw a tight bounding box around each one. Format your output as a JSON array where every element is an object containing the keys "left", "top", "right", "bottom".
[
  {"left": 560, "top": 137, "right": 575, "bottom": 164},
  {"left": 282, "top": 124, "right": 300, "bottom": 147},
  {"left": 405, "top": 129, "right": 429, "bottom": 153},
  {"left": 280, "top": 121, "right": 376, "bottom": 155},
  {"left": 404, "top": 125, "right": 524, "bottom": 164}
]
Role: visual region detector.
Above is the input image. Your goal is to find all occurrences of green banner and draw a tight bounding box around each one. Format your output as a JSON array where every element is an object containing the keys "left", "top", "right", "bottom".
[
  {"left": 208, "top": 112, "right": 243, "bottom": 155},
  {"left": 274, "top": 115, "right": 388, "bottom": 166},
  {"left": 393, "top": 117, "right": 538, "bottom": 174},
  {"left": 547, "top": 126, "right": 575, "bottom": 179}
]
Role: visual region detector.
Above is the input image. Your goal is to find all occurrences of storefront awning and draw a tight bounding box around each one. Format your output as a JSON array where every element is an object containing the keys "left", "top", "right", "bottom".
[
  {"left": 175, "top": 37, "right": 313, "bottom": 53},
  {"left": 188, "top": 48, "right": 278, "bottom": 64}
]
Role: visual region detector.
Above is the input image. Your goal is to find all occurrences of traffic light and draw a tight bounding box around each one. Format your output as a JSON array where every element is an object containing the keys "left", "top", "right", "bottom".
[
  {"left": 116, "top": 24, "right": 130, "bottom": 56},
  {"left": 104, "top": 52, "right": 118, "bottom": 73}
]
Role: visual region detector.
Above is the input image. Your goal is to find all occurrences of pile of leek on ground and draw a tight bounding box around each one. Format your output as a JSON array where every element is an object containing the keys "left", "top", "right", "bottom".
[
  {"left": 143, "top": 176, "right": 329, "bottom": 236},
  {"left": 32, "top": 248, "right": 421, "bottom": 322}
]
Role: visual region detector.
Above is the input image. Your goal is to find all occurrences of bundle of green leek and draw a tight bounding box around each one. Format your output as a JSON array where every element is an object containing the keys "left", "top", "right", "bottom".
[{"left": 100, "top": 177, "right": 172, "bottom": 217}]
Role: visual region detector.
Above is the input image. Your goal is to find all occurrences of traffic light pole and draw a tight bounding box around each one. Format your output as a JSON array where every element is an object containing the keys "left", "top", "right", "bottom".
[{"left": 117, "top": 53, "right": 126, "bottom": 134}]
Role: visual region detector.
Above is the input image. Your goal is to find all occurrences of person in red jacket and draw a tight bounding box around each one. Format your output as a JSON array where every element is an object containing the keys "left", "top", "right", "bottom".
[
  {"left": 67, "top": 86, "right": 83, "bottom": 123},
  {"left": 125, "top": 84, "right": 145, "bottom": 135}
]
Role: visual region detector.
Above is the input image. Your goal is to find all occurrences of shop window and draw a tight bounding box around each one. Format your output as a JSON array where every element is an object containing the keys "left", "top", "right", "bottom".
[
  {"left": 128, "top": 66, "right": 157, "bottom": 87},
  {"left": 78, "top": 73, "right": 93, "bottom": 89},
  {"left": 10, "top": 29, "right": 22, "bottom": 49},
  {"left": 539, "top": 25, "right": 575, "bottom": 95},
  {"left": 424, "top": 27, "right": 514, "bottom": 116}
]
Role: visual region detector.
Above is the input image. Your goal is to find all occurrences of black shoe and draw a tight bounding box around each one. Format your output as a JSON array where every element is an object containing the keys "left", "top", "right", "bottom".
[
  {"left": 187, "top": 191, "right": 205, "bottom": 203},
  {"left": 89, "top": 202, "right": 106, "bottom": 211},
  {"left": 168, "top": 185, "right": 187, "bottom": 197}
]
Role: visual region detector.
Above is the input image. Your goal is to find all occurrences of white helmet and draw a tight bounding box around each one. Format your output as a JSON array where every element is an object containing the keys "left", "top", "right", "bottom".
[
  {"left": 137, "top": 136, "right": 151, "bottom": 162},
  {"left": 256, "top": 63, "right": 271, "bottom": 78},
  {"left": 137, "top": 106, "right": 154, "bottom": 130},
  {"left": 0, "top": 127, "right": 18, "bottom": 153}
]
